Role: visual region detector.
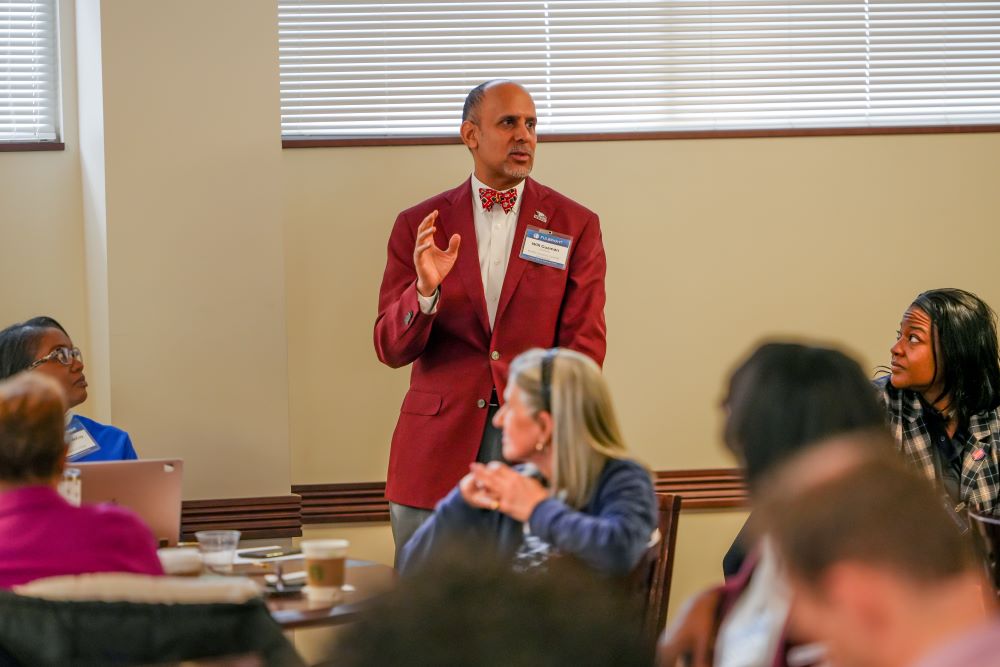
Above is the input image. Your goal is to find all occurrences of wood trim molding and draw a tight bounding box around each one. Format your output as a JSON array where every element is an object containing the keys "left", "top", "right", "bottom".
[
  {"left": 180, "top": 494, "right": 303, "bottom": 541},
  {"left": 654, "top": 469, "right": 748, "bottom": 510},
  {"left": 291, "top": 482, "right": 390, "bottom": 524},
  {"left": 282, "top": 124, "right": 1000, "bottom": 149},
  {"left": 292, "top": 468, "right": 748, "bottom": 524},
  {"left": 0, "top": 141, "right": 65, "bottom": 152},
  {"left": 182, "top": 469, "right": 748, "bottom": 534}
]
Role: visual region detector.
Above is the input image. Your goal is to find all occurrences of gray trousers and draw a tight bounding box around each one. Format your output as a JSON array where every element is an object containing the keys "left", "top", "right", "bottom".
[{"left": 390, "top": 402, "right": 503, "bottom": 566}]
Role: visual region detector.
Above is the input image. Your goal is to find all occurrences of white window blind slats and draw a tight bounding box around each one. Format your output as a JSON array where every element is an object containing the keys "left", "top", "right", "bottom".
[
  {"left": 0, "top": 0, "right": 60, "bottom": 142},
  {"left": 278, "top": 1, "right": 1000, "bottom": 138}
]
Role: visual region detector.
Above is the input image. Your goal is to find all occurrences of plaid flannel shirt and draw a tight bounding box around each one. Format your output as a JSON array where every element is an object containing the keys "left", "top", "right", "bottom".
[{"left": 875, "top": 376, "right": 1000, "bottom": 516}]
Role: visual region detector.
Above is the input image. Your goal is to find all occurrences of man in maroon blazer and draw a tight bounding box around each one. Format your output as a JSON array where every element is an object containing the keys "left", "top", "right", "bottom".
[{"left": 374, "top": 80, "right": 607, "bottom": 558}]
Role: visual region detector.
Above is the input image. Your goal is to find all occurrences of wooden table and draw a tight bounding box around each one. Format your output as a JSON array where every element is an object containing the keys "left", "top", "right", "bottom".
[{"left": 249, "top": 559, "right": 397, "bottom": 630}]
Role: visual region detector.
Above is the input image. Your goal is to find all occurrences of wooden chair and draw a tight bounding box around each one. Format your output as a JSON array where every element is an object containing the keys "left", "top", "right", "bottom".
[{"left": 639, "top": 493, "right": 683, "bottom": 642}]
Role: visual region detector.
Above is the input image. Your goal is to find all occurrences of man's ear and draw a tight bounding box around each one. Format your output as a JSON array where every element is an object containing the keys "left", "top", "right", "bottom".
[{"left": 460, "top": 120, "right": 479, "bottom": 150}]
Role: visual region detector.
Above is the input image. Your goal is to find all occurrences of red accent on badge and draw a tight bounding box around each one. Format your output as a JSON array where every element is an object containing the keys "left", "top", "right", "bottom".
[{"left": 973, "top": 448, "right": 986, "bottom": 461}]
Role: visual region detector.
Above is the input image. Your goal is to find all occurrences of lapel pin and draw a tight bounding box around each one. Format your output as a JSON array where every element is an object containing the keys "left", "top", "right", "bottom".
[
  {"left": 533, "top": 210, "right": 548, "bottom": 224},
  {"left": 973, "top": 448, "right": 986, "bottom": 461}
]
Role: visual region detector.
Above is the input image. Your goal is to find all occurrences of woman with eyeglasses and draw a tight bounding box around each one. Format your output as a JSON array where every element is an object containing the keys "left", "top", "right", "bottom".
[
  {"left": 399, "top": 347, "right": 657, "bottom": 577},
  {"left": 0, "top": 317, "right": 137, "bottom": 462}
]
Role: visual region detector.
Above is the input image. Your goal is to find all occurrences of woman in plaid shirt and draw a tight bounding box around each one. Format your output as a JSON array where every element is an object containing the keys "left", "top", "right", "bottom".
[{"left": 876, "top": 288, "right": 1000, "bottom": 517}]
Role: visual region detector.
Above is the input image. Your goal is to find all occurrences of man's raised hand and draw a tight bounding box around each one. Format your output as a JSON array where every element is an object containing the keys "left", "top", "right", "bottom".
[{"left": 414, "top": 210, "right": 461, "bottom": 297}]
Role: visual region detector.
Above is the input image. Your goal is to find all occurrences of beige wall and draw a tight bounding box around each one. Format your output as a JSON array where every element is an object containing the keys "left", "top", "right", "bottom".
[
  {"left": 76, "top": 0, "right": 291, "bottom": 498},
  {"left": 284, "top": 131, "right": 1000, "bottom": 590},
  {"left": 0, "top": 0, "right": 90, "bottom": 400},
  {"left": 75, "top": 0, "right": 111, "bottom": 420},
  {"left": 3, "top": 0, "right": 1000, "bottom": 603},
  {"left": 284, "top": 132, "right": 1000, "bottom": 480}
]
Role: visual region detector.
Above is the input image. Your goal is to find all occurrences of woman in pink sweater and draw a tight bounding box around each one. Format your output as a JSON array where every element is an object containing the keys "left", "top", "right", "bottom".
[{"left": 0, "top": 372, "right": 162, "bottom": 588}]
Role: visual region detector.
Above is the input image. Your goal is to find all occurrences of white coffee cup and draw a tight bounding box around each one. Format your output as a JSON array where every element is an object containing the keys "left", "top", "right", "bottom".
[
  {"left": 157, "top": 547, "right": 203, "bottom": 576},
  {"left": 301, "top": 539, "right": 349, "bottom": 600}
]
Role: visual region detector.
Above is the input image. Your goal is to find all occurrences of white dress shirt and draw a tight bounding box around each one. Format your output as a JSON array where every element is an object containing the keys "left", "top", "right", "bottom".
[
  {"left": 418, "top": 175, "right": 525, "bottom": 329},
  {"left": 715, "top": 539, "right": 795, "bottom": 667}
]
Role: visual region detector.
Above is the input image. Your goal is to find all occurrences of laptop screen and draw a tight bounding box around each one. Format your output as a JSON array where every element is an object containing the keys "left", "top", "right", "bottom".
[{"left": 71, "top": 459, "right": 184, "bottom": 547}]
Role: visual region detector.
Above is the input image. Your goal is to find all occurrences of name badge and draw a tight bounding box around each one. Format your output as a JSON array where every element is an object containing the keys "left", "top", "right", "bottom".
[
  {"left": 66, "top": 416, "right": 101, "bottom": 461},
  {"left": 519, "top": 226, "right": 572, "bottom": 270}
]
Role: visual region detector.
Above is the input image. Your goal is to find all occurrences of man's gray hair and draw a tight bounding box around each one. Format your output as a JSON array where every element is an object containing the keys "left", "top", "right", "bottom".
[{"left": 462, "top": 79, "right": 515, "bottom": 123}]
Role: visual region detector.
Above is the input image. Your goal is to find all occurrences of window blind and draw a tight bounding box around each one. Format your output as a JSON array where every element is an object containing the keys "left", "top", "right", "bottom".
[
  {"left": 278, "top": 1, "right": 1000, "bottom": 139},
  {"left": 0, "top": 0, "right": 60, "bottom": 142}
]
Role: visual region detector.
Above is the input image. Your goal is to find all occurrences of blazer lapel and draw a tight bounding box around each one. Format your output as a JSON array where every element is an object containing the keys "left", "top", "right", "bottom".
[
  {"left": 441, "top": 179, "right": 490, "bottom": 337},
  {"left": 495, "top": 178, "right": 549, "bottom": 327}
]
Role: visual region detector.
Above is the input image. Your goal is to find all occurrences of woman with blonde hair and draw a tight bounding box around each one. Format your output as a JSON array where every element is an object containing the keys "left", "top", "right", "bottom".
[{"left": 399, "top": 348, "right": 657, "bottom": 576}]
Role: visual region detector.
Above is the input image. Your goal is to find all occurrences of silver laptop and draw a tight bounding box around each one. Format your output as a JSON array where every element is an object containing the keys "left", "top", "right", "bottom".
[{"left": 72, "top": 459, "right": 184, "bottom": 547}]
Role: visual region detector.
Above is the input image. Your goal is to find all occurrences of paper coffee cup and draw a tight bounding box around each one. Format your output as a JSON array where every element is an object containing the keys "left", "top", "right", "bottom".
[
  {"left": 157, "top": 547, "right": 203, "bottom": 576},
  {"left": 301, "top": 539, "right": 348, "bottom": 592}
]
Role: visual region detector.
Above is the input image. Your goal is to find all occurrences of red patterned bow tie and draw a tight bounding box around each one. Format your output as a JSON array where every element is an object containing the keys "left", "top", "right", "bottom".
[{"left": 479, "top": 187, "right": 518, "bottom": 214}]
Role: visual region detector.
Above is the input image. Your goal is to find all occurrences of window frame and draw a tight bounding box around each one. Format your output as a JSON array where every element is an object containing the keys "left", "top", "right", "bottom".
[
  {"left": 0, "top": 0, "right": 64, "bottom": 151},
  {"left": 278, "top": 1, "right": 1000, "bottom": 148},
  {"left": 282, "top": 123, "right": 1000, "bottom": 149}
]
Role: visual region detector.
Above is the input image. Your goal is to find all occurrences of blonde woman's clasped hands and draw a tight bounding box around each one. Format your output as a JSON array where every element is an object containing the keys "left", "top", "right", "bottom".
[{"left": 459, "top": 462, "right": 549, "bottom": 522}]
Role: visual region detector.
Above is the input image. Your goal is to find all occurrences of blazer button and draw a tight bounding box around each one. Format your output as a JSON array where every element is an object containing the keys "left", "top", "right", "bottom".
[
  {"left": 404, "top": 311, "right": 413, "bottom": 325},
  {"left": 490, "top": 350, "right": 500, "bottom": 361},
  {"left": 477, "top": 399, "right": 487, "bottom": 409}
]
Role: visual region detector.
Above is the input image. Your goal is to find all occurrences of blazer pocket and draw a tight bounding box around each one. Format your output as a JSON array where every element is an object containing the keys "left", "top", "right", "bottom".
[{"left": 400, "top": 389, "right": 442, "bottom": 416}]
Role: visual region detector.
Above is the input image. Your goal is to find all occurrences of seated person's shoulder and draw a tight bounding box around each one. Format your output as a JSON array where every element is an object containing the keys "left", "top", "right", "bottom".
[
  {"left": 604, "top": 457, "right": 651, "bottom": 481},
  {"left": 596, "top": 458, "right": 655, "bottom": 504},
  {"left": 73, "top": 416, "right": 137, "bottom": 461},
  {"left": 81, "top": 502, "right": 159, "bottom": 549},
  {"left": 872, "top": 375, "right": 898, "bottom": 403}
]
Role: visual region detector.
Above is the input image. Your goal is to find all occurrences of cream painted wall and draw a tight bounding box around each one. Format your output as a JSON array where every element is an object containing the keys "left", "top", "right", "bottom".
[
  {"left": 0, "top": 0, "right": 91, "bottom": 409},
  {"left": 88, "top": 0, "right": 290, "bottom": 498},
  {"left": 7, "top": 5, "right": 997, "bottom": 493},
  {"left": 284, "top": 131, "right": 999, "bottom": 596},
  {"left": 284, "top": 132, "right": 1000, "bottom": 481},
  {"left": 75, "top": 0, "right": 111, "bottom": 421},
  {"left": 3, "top": 0, "right": 1000, "bottom": 618}
]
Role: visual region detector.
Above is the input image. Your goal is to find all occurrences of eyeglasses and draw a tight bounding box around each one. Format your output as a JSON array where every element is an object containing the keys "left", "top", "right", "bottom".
[{"left": 28, "top": 346, "right": 83, "bottom": 369}]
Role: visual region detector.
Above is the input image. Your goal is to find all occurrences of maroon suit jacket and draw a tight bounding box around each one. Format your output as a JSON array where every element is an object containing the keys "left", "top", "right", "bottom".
[{"left": 374, "top": 177, "right": 607, "bottom": 508}]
